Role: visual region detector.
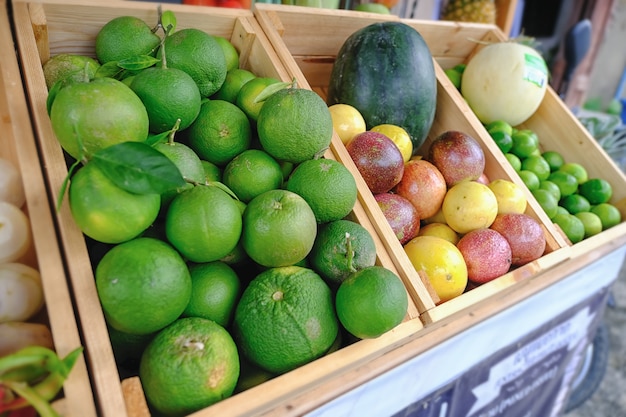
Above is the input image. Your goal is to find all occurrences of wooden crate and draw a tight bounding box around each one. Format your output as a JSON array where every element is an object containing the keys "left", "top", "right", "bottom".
[
  {"left": 10, "top": 0, "right": 427, "bottom": 415},
  {"left": 253, "top": 3, "right": 574, "bottom": 325},
  {"left": 0, "top": 0, "right": 96, "bottom": 415}
]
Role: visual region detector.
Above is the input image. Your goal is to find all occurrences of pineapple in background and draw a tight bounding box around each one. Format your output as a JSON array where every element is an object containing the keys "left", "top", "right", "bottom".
[{"left": 441, "top": 0, "right": 497, "bottom": 25}]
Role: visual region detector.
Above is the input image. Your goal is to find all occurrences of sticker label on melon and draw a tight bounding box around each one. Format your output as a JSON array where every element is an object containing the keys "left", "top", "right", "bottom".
[{"left": 523, "top": 53, "right": 548, "bottom": 88}]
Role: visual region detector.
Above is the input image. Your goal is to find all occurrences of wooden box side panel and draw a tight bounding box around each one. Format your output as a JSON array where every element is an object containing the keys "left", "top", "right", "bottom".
[{"left": 1, "top": 1, "right": 96, "bottom": 415}]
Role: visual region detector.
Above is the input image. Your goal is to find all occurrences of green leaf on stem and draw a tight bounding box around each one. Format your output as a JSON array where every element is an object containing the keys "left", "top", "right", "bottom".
[{"left": 91, "top": 142, "right": 186, "bottom": 195}]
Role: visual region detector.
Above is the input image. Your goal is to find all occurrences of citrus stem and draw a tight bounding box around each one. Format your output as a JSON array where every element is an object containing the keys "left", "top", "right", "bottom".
[{"left": 344, "top": 232, "right": 357, "bottom": 273}]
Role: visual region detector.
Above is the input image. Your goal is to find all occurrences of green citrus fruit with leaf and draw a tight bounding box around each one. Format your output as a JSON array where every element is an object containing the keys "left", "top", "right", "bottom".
[
  {"left": 153, "top": 140, "right": 206, "bottom": 207},
  {"left": 165, "top": 184, "right": 242, "bottom": 263},
  {"left": 286, "top": 158, "right": 357, "bottom": 223},
  {"left": 140, "top": 317, "right": 239, "bottom": 415},
  {"left": 50, "top": 77, "right": 149, "bottom": 160},
  {"left": 308, "top": 219, "right": 377, "bottom": 285},
  {"left": 242, "top": 189, "right": 317, "bottom": 267},
  {"left": 235, "top": 76, "right": 281, "bottom": 123},
  {"left": 69, "top": 162, "right": 160, "bottom": 244},
  {"left": 335, "top": 265, "right": 407, "bottom": 339},
  {"left": 130, "top": 67, "right": 202, "bottom": 133},
  {"left": 96, "top": 237, "right": 192, "bottom": 334},
  {"left": 222, "top": 149, "right": 284, "bottom": 203},
  {"left": 184, "top": 99, "right": 252, "bottom": 166},
  {"left": 182, "top": 261, "right": 241, "bottom": 327},
  {"left": 257, "top": 87, "right": 334, "bottom": 164},
  {"left": 43, "top": 53, "right": 100, "bottom": 89},
  {"left": 95, "top": 15, "right": 161, "bottom": 64},
  {"left": 233, "top": 266, "right": 338, "bottom": 374},
  {"left": 158, "top": 28, "right": 227, "bottom": 97}
]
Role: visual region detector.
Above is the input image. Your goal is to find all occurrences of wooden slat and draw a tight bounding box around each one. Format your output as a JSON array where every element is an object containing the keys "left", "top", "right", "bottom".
[{"left": 1, "top": 0, "right": 97, "bottom": 415}]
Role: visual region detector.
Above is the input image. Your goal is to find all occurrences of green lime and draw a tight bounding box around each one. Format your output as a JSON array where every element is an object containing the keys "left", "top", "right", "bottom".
[
  {"left": 541, "top": 151, "right": 565, "bottom": 172},
  {"left": 486, "top": 120, "right": 513, "bottom": 137},
  {"left": 574, "top": 212, "right": 603, "bottom": 239},
  {"left": 308, "top": 219, "right": 377, "bottom": 285},
  {"left": 233, "top": 266, "right": 339, "bottom": 374},
  {"left": 531, "top": 188, "right": 558, "bottom": 219},
  {"left": 335, "top": 265, "right": 408, "bottom": 339},
  {"left": 553, "top": 212, "right": 585, "bottom": 244},
  {"left": 521, "top": 155, "right": 551, "bottom": 181},
  {"left": 560, "top": 193, "right": 591, "bottom": 214},
  {"left": 505, "top": 153, "right": 522, "bottom": 172},
  {"left": 578, "top": 178, "right": 613, "bottom": 205},
  {"left": 140, "top": 317, "right": 239, "bottom": 415},
  {"left": 555, "top": 206, "right": 570, "bottom": 217},
  {"left": 559, "top": 162, "right": 588, "bottom": 185},
  {"left": 518, "top": 170, "right": 540, "bottom": 191},
  {"left": 510, "top": 129, "right": 539, "bottom": 159},
  {"left": 547, "top": 171, "right": 579, "bottom": 197},
  {"left": 538, "top": 180, "right": 561, "bottom": 201},
  {"left": 489, "top": 131, "right": 513, "bottom": 153},
  {"left": 183, "top": 261, "right": 241, "bottom": 327},
  {"left": 96, "top": 237, "right": 192, "bottom": 334},
  {"left": 444, "top": 68, "right": 462, "bottom": 89},
  {"left": 286, "top": 158, "right": 358, "bottom": 224},
  {"left": 590, "top": 203, "right": 622, "bottom": 230}
]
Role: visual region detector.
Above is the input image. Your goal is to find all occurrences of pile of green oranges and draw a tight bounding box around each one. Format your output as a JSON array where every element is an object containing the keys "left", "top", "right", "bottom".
[
  {"left": 485, "top": 120, "right": 622, "bottom": 244},
  {"left": 43, "top": 9, "right": 409, "bottom": 416}
]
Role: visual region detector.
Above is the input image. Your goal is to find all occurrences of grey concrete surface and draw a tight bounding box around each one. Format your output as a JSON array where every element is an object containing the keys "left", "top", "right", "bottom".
[{"left": 565, "top": 255, "right": 626, "bottom": 416}]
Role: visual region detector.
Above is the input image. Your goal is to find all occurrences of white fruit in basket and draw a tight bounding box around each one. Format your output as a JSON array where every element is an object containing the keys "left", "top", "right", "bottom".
[
  {"left": 0, "top": 263, "right": 44, "bottom": 323},
  {"left": 0, "top": 321, "right": 53, "bottom": 357},
  {"left": 461, "top": 42, "right": 549, "bottom": 126},
  {"left": 0, "top": 157, "right": 26, "bottom": 208},
  {"left": 0, "top": 201, "right": 32, "bottom": 264}
]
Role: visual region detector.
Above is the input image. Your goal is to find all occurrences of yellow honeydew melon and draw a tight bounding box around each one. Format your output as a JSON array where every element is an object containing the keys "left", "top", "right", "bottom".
[{"left": 461, "top": 42, "right": 549, "bottom": 126}]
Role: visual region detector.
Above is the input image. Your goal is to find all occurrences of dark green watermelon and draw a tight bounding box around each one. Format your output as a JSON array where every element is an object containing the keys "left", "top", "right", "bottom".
[{"left": 327, "top": 22, "right": 437, "bottom": 154}]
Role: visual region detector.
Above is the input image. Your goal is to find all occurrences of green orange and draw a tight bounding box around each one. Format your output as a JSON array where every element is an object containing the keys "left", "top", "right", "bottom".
[
  {"left": 308, "top": 219, "right": 377, "bottom": 285},
  {"left": 222, "top": 149, "right": 283, "bottom": 203},
  {"left": 257, "top": 87, "right": 334, "bottom": 164},
  {"left": 96, "top": 237, "right": 192, "bottom": 335},
  {"left": 233, "top": 266, "right": 338, "bottom": 374},
  {"left": 140, "top": 317, "right": 239, "bottom": 415}
]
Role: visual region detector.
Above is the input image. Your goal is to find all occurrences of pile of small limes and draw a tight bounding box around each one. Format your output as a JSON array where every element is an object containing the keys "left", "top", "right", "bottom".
[
  {"left": 43, "top": 9, "right": 409, "bottom": 415},
  {"left": 485, "top": 120, "right": 622, "bottom": 244}
]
